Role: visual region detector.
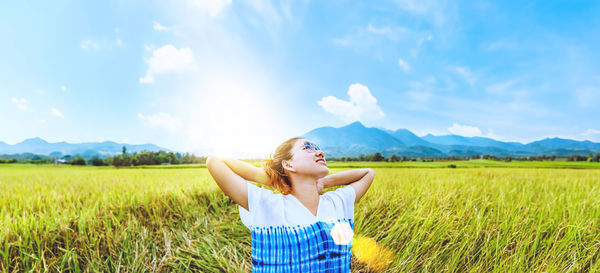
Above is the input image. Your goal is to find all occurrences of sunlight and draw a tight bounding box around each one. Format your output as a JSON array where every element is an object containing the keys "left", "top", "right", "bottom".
[
  {"left": 352, "top": 236, "right": 395, "bottom": 271},
  {"left": 191, "top": 82, "right": 284, "bottom": 158}
]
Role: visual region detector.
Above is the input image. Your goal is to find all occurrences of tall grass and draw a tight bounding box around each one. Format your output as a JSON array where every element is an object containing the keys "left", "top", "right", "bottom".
[{"left": 1, "top": 164, "right": 599, "bottom": 272}]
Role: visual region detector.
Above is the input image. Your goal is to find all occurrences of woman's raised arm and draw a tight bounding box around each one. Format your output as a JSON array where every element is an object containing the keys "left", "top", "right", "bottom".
[
  {"left": 318, "top": 168, "right": 375, "bottom": 203},
  {"left": 206, "top": 156, "right": 269, "bottom": 211}
]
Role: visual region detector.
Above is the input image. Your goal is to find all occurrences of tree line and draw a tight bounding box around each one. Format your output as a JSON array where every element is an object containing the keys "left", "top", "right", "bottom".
[
  {"left": 328, "top": 152, "right": 600, "bottom": 162},
  {"left": 0, "top": 146, "right": 207, "bottom": 166},
  {"left": 2, "top": 149, "right": 600, "bottom": 165}
]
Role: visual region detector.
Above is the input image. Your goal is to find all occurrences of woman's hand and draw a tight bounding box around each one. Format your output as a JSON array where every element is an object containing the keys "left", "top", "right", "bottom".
[{"left": 317, "top": 179, "right": 325, "bottom": 195}]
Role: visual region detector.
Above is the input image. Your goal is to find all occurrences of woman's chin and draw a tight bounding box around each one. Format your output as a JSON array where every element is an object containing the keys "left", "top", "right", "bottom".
[{"left": 317, "top": 167, "right": 329, "bottom": 178}]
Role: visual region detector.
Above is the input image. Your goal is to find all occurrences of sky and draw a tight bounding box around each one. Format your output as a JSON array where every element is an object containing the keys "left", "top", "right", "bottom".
[{"left": 1, "top": 0, "right": 600, "bottom": 157}]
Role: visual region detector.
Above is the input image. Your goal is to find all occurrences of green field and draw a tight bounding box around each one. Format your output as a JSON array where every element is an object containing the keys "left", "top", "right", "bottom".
[
  {"left": 132, "top": 159, "right": 600, "bottom": 169},
  {"left": 1, "top": 162, "right": 599, "bottom": 272}
]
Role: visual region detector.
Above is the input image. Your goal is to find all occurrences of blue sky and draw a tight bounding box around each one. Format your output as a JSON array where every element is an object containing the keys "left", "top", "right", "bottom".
[{"left": 2, "top": 0, "right": 600, "bottom": 157}]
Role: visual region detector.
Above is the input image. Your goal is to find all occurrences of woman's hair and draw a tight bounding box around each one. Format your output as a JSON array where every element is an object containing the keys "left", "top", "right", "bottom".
[{"left": 263, "top": 137, "right": 304, "bottom": 195}]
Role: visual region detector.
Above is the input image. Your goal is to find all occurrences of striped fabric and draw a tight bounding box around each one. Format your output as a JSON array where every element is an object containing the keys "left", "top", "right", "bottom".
[
  {"left": 239, "top": 181, "right": 356, "bottom": 272},
  {"left": 250, "top": 219, "right": 354, "bottom": 272}
]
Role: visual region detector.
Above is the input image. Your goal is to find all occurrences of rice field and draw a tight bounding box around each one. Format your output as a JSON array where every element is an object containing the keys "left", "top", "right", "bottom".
[{"left": 1, "top": 163, "right": 599, "bottom": 272}]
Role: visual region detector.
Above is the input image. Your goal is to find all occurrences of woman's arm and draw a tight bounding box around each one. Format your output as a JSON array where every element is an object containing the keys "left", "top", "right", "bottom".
[
  {"left": 206, "top": 156, "right": 269, "bottom": 211},
  {"left": 317, "top": 168, "right": 375, "bottom": 203}
]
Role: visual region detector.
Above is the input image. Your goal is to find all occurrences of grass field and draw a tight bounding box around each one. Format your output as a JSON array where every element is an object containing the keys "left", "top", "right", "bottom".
[
  {"left": 134, "top": 159, "right": 600, "bottom": 169},
  {"left": 1, "top": 162, "right": 599, "bottom": 272}
]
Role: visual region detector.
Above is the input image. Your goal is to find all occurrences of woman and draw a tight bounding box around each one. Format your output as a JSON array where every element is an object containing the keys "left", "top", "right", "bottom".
[{"left": 206, "top": 137, "right": 375, "bottom": 272}]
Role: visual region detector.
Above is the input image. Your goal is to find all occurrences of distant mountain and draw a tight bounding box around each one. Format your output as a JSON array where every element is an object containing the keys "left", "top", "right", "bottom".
[
  {"left": 302, "top": 122, "right": 600, "bottom": 158},
  {"left": 303, "top": 121, "right": 404, "bottom": 157},
  {"left": 526, "top": 137, "right": 600, "bottom": 151},
  {"left": 4, "top": 125, "right": 600, "bottom": 160},
  {"left": 0, "top": 137, "right": 170, "bottom": 158},
  {"left": 422, "top": 134, "right": 525, "bottom": 151},
  {"left": 386, "top": 129, "right": 432, "bottom": 147}
]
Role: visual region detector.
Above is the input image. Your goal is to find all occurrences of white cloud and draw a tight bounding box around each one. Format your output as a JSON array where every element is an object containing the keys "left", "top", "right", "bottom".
[
  {"left": 61, "top": 85, "right": 67, "bottom": 92},
  {"left": 153, "top": 21, "right": 170, "bottom": 32},
  {"left": 115, "top": 38, "right": 123, "bottom": 47},
  {"left": 452, "top": 66, "right": 476, "bottom": 85},
  {"left": 333, "top": 24, "right": 431, "bottom": 55},
  {"left": 398, "top": 58, "right": 411, "bottom": 71},
  {"left": 485, "top": 79, "right": 530, "bottom": 99},
  {"left": 80, "top": 40, "right": 99, "bottom": 50},
  {"left": 51, "top": 108, "right": 64, "bottom": 118},
  {"left": 366, "top": 24, "right": 393, "bottom": 35},
  {"left": 138, "top": 112, "right": 183, "bottom": 131},
  {"left": 418, "top": 34, "right": 433, "bottom": 46},
  {"left": 447, "top": 123, "right": 482, "bottom": 137},
  {"left": 394, "top": 0, "right": 457, "bottom": 31},
  {"left": 139, "top": 45, "right": 195, "bottom": 84},
  {"left": 582, "top": 129, "right": 600, "bottom": 137},
  {"left": 365, "top": 24, "right": 411, "bottom": 42},
  {"left": 410, "top": 33, "right": 433, "bottom": 57},
  {"left": 187, "top": 0, "right": 232, "bottom": 17},
  {"left": 485, "top": 80, "right": 516, "bottom": 95},
  {"left": 317, "top": 83, "right": 385, "bottom": 123},
  {"left": 11, "top": 97, "right": 29, "bottom": 110}
]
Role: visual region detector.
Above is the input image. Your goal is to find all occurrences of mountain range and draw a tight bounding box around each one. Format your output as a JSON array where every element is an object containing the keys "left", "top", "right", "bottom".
[
  {"left": 2, "top": 122, "right": 600, "bottom": 159},
  {"left": 302, "top": 121, "right": 600, "bottom": 158},
  {"left": 0, "top": 137, "right": 168, "bottom": 159}
]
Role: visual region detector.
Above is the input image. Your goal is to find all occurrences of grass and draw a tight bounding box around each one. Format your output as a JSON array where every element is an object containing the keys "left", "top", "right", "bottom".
[
  {"left": 1, "top": 163, "right": 599, "bottom": 272},
  {"left": 122, "top": 159, "right": 600, "bottom": 169}
]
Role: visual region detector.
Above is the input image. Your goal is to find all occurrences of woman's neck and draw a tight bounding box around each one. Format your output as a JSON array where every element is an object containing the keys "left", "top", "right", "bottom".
[{"left": 290, "top": 175, "right": 320, "bottom": 215}]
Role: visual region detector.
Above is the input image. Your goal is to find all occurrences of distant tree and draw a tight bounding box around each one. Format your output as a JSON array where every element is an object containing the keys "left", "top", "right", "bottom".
[
  {"left": 132, "top": 151, "right": 156, "bottom": 166},
  {"left": 122, "top": 146, "right": 127, "bottom": 156},
  {"left": 104, "top": 157, "right": 113, "bottom": 166},
  {"left": 504, "top": 156, "right": 512, "bottom": 162},
  {"left": 155, "top": 151, "right": 171, "bottom": 164},
  {"left": 402, "top": 156, "right": 407, "bottom": 162},
  {"left": 90, "top": 157, "right": 105, "bottom": 166},
  {"left": 168, "top": 152, "right": 179, "bottom": 164},
  {"left": 391, "top": 154, "right": 399, "bottom": 162},
  {"left": 0, "top": 159, "right": 6, "bottom": 164},
  {"left": 7, "top": 158, "right": 17, "bottom": 163},
  {"left": 70, "top": 156, "right": 87, "bottom": 165},
  {"left": 112, "top": 154, "right": 131, "bottom": 167},
  {"left": 373, "top": 152, "right": 385, "bottom": 162},
  {"left": 122, "top": 154, "right": 132, "bottom": 166}
]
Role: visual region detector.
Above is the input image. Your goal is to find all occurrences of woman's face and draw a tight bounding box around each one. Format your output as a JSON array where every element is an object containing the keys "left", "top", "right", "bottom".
[{"left": 286, "top": 138, "right": 329, "bottom": 178}]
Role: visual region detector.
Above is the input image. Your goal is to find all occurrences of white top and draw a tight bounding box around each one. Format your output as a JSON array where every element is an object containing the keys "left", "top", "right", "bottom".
[{"left": 239, "top": 181, "right": 356, "bottom": 229}]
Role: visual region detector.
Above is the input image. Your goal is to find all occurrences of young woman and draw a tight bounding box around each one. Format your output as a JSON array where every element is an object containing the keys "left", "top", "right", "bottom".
[{"left": 206, "top": 137, "right": 375, "bottom": 272}]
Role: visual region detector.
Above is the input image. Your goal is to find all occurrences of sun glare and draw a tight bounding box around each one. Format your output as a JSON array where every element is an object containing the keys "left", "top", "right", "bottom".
[{"left": 192, "top": 83, "right": 283, "bottom": 158}]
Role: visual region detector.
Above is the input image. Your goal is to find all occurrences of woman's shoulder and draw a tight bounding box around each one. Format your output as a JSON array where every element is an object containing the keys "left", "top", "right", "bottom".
[
  {"left": 322, "top": 185, "right": 355, "bottom": 202},
  {"left": 320, "top": 185, "right": 356, "bottom": 221}
]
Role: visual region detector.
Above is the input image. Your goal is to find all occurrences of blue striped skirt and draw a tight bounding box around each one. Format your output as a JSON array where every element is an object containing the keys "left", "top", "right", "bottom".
[{"left": 251, "top": 219, "right": 354, "bottom": 272}]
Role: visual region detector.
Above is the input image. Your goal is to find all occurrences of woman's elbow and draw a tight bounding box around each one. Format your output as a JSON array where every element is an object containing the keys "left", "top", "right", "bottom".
[
  {"left": 206, "top": 155, "right": 221, "bottom": 168},
  {"left": 366, "top": 168, "right": 375, "bottom": 177}
]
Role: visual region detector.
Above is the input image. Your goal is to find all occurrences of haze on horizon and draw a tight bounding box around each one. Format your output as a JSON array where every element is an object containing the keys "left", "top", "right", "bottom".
[{"left": 1, "top": 1, "right": 599, "bottom": 158}]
